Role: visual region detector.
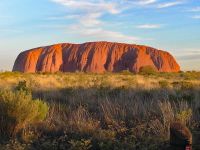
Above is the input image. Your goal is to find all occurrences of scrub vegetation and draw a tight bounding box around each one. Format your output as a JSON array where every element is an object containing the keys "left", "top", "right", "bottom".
[{"left": 0, "top": 70, "right": 200, "bottom": 149}]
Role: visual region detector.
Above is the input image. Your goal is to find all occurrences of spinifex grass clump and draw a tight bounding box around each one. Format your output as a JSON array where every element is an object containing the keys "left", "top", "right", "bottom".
[
  {"left": 15, "top": 80, "right": 31, "bottom": 94},
  {"left": 159, "top": 80, "right": 170, "bottom": 88},
  {"left": 0, "top": 90, "right": 49, "bottom": 138},
  {"left": 139, "top": 65, "right": 158, "bottom": 75}
]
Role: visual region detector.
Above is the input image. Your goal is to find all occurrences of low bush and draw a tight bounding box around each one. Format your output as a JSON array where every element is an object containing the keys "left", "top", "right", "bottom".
[
  {"left": 175, "top": 109, "right": 192, "bottom": 125},
  {"left": 172, "top": 81, "right": 195, "bottom": 90},
  {"left": 0, "top": 139, "right": 27, "bottom": 150},
  {"left": 15, "top": 80, "right": 31, "bottom": 94},
  {"left": 69, "top": 139, "right": 92, "bottom": 150},
  {"left": 159, "top": 80, "right": 170, "bottom": 88},
  {"left": 0, "top": 90, "right": 49, "bottom": 138},
  {"left": 139, "top": 66, "right": 158, "bottom": 75},
  {"left": 119, "top": 70, "right": 133, "bottom": 75}
]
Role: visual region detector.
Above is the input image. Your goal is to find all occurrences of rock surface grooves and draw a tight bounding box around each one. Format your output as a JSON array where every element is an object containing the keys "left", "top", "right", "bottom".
[{"left": 13, "top": 41, "right": 180, "bottom": 73}]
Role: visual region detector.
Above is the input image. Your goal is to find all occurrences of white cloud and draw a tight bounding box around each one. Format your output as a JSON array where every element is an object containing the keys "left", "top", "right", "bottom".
[
  {"left": 125, "top": 0, "right": 186, "bottom": 9},
  {"left": 176, "top": 49, "right": 200, "bottom": 61},
  {"left": 137, "top": 0, "right": 157, "bottom": 5},
  {"left": 189, "top": 7, "right": 200, "bottom": 12},
  {"left": 50, "top": 0, "right": 140, "bottom": 43},
  {"left": 37, "top": 24, "right": 67, "bottom": 29},
  {"left": 124, "top": 0, "right": 157, "bottom": 6},
  {"left": 52, "top": 0, "right": 121, "bottom": 14},
  {"left": 46, "top": 15, "right": 79, "bottom": 20},
  {"left": 157, "top": 1, "right": 184, "bottom": 8},
  {"left": 0, "top": 29, "right": 22, "bottom": 33},
  {"left": 50, "top": 0, "right": 123, "bottom": 28},
  {"left": 192, "top": 15, "right": 200, "bottom": 19},
  {"left": 136, "top": 24, "right": 162, "bottom": 29},
  {"left": 78, "top": 12, "right": 103, "bottom": 27},
  {"left": 68, "top": 25, "right": 140, "bottom": 43},
  {"left": 50, "top": 0, "right": 185, "bottom": 43}
]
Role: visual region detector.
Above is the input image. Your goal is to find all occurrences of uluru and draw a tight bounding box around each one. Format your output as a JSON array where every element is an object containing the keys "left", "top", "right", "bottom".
[{"left": 12, "top": 41, "right": 180, "bottom": 73}]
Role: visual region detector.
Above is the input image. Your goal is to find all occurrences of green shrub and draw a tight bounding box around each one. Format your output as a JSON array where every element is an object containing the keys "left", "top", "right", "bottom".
[
  {"left": 181, "top": 81, "right": 195, "bottom": 90},
  {"left": 139, "top": 66, "right": 158, "bottom": 75},
  {"left": 0, "top": 71, "right": 21, "bottom": 79},
  {"left": 119, "top": 70, "right": 133, "bottom": 75},
  {"left": 172, "top": 81, "right": 194, "bottom": 90},
  {"left": 175, "top": 109, "right": 192, "bottom": 124},
  {"left": 0, "top": 139, "right": 27, "bottom": 150},
  {"left": 182, "top": 71, "right": 200, "bottom": 80},
  {"left": 69, "top": 139, "right": 92, "bottom": 150},
  {"left": 0, "top": 90, "right": 49, "bottom": 137},
  {"left": 15, "top": 80, "right": 31, "bottom": 94},
  {"left": 159, "top": 80, "right": 169, "bottom": 88}
]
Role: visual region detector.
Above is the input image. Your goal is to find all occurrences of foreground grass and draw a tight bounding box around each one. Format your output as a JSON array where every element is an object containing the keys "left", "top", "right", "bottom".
[{"left": 0, "top": 71, "right": 200, "bottom": 149}]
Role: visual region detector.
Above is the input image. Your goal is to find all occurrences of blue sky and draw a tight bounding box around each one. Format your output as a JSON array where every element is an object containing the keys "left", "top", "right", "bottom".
[{"left": 0, "top": 0, "right": 200, "bottom": 71}]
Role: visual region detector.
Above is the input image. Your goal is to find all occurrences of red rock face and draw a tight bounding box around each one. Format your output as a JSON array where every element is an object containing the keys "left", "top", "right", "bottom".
[{"left": 12, "top": 41, "right": 180, "bottom": 73}]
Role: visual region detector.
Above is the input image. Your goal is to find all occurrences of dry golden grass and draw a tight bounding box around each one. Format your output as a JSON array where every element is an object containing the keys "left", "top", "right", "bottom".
[
  {"left": 0, "top": 71, "right": 200, "bottom": 149},
  {"left": 2, "top": 72, "right": 199, "bottom": 90}
]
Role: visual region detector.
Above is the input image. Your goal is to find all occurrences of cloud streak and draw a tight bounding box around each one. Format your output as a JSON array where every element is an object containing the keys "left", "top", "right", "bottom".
[
  {"left": 189, "top": 7, "right": 200, "bottom": 12},
  {"left": 0, "top": 29, "right": 22, "bottom": 33},
  {"left": 49, "top": 0, "right": 187, "bottom": 42},
  {"left": 157, "top": 1, "right": 184, "bottom": 8},
  {"left": 192, "top": 15, "right": 200, "bottom": 19},
  {"left": 50, "top": 0, "right": 140, "bottom": 42},
  {"left": 175, "top": 49, "right": 200, "bottom": 61},
  {"left": 46, "top": 15, "right": 79, "bottom": 20},
  {"left": 128, "top": 0, "right": 158, "bottom": 6},
  {"left": 68, "top": 25, "right": 140, "bottom": 42},
  {"left": 52, "top": 0, "right": 122, "bottom": 14},
  {"left": 136, "top": 0, "right": 157, "bottom": 5},
  {"left": 136, "top": 24, "right": 162, "bottom": 29}
]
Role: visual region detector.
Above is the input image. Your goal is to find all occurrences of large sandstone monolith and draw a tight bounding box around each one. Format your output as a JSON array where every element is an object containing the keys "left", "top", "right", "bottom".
[{"left": 13, "top": 41, "right": 180, "bottom": 73}]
